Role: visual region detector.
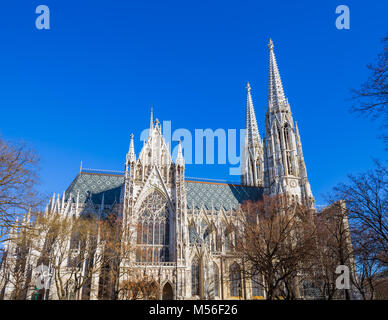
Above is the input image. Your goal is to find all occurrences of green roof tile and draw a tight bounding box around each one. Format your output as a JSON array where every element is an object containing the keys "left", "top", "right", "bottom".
[
  {"left": 185, "top": 181, "right": 263, "bottom": 211},
  {"left": 64, "top": 173, "right": 263, "bottom": 210},
  {"left": 65, "top": 172, "right": 123, "bottom": 205}
]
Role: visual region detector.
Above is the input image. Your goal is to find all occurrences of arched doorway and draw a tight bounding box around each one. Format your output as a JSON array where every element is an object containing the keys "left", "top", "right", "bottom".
[{"left": 162, "top": 282, "right": 174, "bottom": 300}]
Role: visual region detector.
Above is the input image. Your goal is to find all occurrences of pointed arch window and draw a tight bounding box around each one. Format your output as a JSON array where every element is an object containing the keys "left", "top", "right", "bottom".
[
  {"left": 229, "top": 262, "right": 241, "bottom": 297},
  {"left": 224, "top": 227, "right": 231, "bottom": 251},
  {"left": 136, "top": 190, "right": 170, "bottom": 263},
  {"left": 251, "top": 269, "right": 264, "bottom": 297},
  {"left": 283, "top": 124, "right": 291, "bottom": 150},
  {"left": 191, "top": 257, "right": 200, "bottom": 296},
  {"left": 201, "top": 219, "right": 211, "bottom": 244},
  {"left": 213, "top": 263, "right": 219, "bottom": 298},
  {"left": 283, "top": 124, "right": 294, "bottom": 175}
]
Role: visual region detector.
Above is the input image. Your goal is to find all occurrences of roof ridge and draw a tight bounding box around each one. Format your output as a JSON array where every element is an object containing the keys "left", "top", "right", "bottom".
[{"left": 80, "top": 170, "right": 124, "bottom": 177}]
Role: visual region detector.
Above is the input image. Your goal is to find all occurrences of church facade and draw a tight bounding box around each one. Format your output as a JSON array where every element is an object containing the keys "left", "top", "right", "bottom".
[{"left": 0, "top": 39, "right": 316, "bottom": 300}]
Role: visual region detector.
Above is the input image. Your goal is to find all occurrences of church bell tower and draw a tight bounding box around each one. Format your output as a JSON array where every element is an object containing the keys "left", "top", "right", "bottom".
[{"left": 263, "top": 39, "right": 314, "bottom": 208}]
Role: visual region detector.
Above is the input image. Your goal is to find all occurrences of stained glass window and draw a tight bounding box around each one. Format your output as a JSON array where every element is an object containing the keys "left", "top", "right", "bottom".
[
  {"left": 229, "top": 262, "right": 241, "bottom": 297},
  {"left": 191, "top": 257, "right": 200, "bottom": 296},
  {"left": 213, "top": 263, "right": 219, "bottom": 297},
  {"left": 252, "top": 269, "right": 264, "bottom": 297},
  {"left": 136, "top": 190, "right": 170, "bottom": 263}
]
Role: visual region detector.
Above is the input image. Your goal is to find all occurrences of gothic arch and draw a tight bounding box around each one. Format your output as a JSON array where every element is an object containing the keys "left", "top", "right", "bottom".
[
  {"left": 213, "top": 262, "right": 220, "bottom": 298},
  {"left": 229, "top": 262, "right": 241, "bottom": 298},
  {"left": 161, "top": 281, "right": 174, "bottom": 300},
  {"left": 135, "top": 188, "right": 171, "bottom": 263},
  {"left": 251, "top": 267, "right": 264, "bottom": 298},
  {"left": 135, "top": 186, "right": 172, "bottom": 213},
  {"left": 191, "top": 256, "right": 200, "bottom": 297},
  {"left": 200, "top": 218, "right": 211, "bottom": 243},
  {"left": 283, "top": 123, "right": 290, "bottom": 149}
]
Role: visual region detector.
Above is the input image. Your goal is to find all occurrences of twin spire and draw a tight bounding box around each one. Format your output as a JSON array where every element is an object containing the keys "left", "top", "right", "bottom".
[
  {"left": 245, "top": 38, "right": 286, "bottom": 143},
  {"left": 242, "top": 81, "right": 264, "bottom": 187},
  {"left": 242, "top": 38, "right": 289, "bottom": 187},
  {"left": 245, "top": 82, "right": 261, "bottom": 148},
  {"left": 128, "top": 39, "right": 288, "bottom": 186},
  {"left": 268, "top": 38, "right": 287, "bottom": 111}
]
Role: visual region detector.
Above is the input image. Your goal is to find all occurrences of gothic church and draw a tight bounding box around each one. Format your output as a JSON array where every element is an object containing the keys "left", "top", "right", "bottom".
[{"left": 1, "top": 39, "right": 315, "bottom": 300}]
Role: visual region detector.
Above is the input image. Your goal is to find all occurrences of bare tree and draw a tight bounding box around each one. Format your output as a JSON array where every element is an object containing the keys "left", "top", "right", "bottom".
[
  {"left": 118, "top": 271, "right": 159, "bottom": 300},
  {"left": 331, "top": 161, "right": 388, "bottom": 299},
  {"left": 0, "top": 136, "right": 39, "bottom": 242},
  {"left": 0, "top": 224, "right": 34, "bottom": 300},
  {"left": 333, "top": 161, "right": 387, "bottom": 266},
  {"left": 104, "top": 212, "right": 159, "bottom": 300},
  {"left": 0, "top": 205, "right": 140, "bottom": 300},
  {"left": 373, "top": 271, "right": 388, "bottom": 299},
  {"left": 23, "top": 213, "right": 106, "bottom": 300},
  {"left": 235, "top": 195, "right": 316, "bottom": 300},
  {"left": 351, "top": 36, "right": 388, "bottom": 144},
  {"left": 312, "top": 202, "right": 355, "bottom": 300},
  {"left": 96, "top": 211, "right": 134, "bottom": 300},
  {"left": 350, "top": 232, "right": 381, "bottom": 300}
]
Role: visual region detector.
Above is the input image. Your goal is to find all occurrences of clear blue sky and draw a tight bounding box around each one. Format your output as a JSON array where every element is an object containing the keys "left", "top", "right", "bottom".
[{"left": 0, "top": 0, "right": 386, "bottom": 206}]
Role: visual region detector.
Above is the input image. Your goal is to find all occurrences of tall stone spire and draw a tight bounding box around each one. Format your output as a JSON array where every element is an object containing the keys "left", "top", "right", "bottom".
[
  {"left": 295, "top": 122, "right": 305, "bottom": 172},
  {"left": 245, "top": 82, "right": 261, "bottom": 147},
  {"left": 264, "top": 39, "right": 314, "bottom": 208},
  {"left": 241, "top": 82, "right": 264, "bottom": 187},
  {"left": 268, "top": 38, "right": 287, "bottom": 112},
  {"left": 175, "top": 140, "right": 185, "bottom": 168},
  {"left": 149, "top": 106, "right": 154, "bottom": 134}
]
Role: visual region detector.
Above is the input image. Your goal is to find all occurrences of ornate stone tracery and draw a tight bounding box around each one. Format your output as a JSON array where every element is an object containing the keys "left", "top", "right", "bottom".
[{"left": 136, "top": 190, "right": 170, "bottom": 263}]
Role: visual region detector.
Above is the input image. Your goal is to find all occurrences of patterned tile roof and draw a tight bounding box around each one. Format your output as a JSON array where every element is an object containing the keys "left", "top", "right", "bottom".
[
  {"left": 185, "top": 181, "right": 263, "bottom": 211},
  {"left": 64, "top": 172, "right": 263, "bottom": 210},
  {"left": 65, "top": 172, "right": 123, "bottom": 205}
]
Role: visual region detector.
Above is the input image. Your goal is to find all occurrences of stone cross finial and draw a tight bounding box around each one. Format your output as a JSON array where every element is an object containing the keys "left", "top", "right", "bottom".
[
  {"left": 268, "top": 38, "right": 274, "bottom": 50},
  {"left": 246, "top": 81, "right": 251, "bottom": 93}
]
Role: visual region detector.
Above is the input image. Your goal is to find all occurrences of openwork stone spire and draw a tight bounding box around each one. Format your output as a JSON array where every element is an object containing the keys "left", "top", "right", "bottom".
[
  {"left": 241, "top": 82, "right": 264, "bottom": 187},
  {"left": 295, "top": 122, "right": 307, "bottom": 178},
  {"left": 127, "top": 133, "right": 136, "bottom": 164},
  {"left": 245, "top": 82, "right": 261, "bottom": 147},
  {"left": 264, "top": 39, "right": 315, "bottom": 208},
  {"left": 175, "top": 140, "right": 185, "bottom": 167},
  {"left": 149, "top": 106, "right": 154, "bottom": 134},
  {"left": 268, "top": 38, "right": 287, "bottom": 111}
]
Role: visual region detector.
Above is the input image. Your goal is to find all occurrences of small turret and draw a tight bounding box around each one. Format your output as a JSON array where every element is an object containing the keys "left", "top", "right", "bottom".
[
  {"left": 127, "top": 133, "right": 136, "bottom": 164},
  {"left": 149, "top": 106, "right": 154, "bottom": 135},
  {"left": 175, "top": 140, "right": 185, "bottom": 168}
]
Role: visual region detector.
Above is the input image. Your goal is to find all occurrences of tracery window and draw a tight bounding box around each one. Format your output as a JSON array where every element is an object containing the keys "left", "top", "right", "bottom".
[
  {"left": 251, "top": 269, "right": 264, "bottom": 297},
  {"left": 201, "top": 219, "right": 210, "bottom": 244},
  {"left": 284, "top": 124, "right": 290, "bottom": 150},
  {"left": 216, "top": 233, "right": 222, "bottom": 252},
  {"left": 229, "top": 262, "right": 241, "bottom": 297},
  {"left": 213, "top": 263, "right": 219, "bottom": 298},
  {"left": 224, "top": 229, "right": 230, "bottom": 251},
  {"left": 191, "top": 257, "right": 200, "bottom": 296},
  {"left": 136, "top": 190, "right": 170, "bottom": 263}
]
